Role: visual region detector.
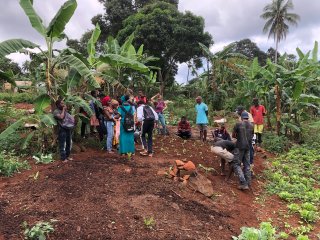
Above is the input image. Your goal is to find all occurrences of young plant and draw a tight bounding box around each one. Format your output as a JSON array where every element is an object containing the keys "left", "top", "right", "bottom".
[
  {"left": 0, "top": 151, "right": 29, "bottom": 177},
  {"left": 23, "top": 220, "right": 57, "bottom": 240},
  {"left": 32, "top": 154, "right": 54, "bottom": 164},
  {"left": 143, "top": 217, "right": 155, "bottom": 229},
  {"left": 198, "top": 164, "right": 217, "bottom": 175}
]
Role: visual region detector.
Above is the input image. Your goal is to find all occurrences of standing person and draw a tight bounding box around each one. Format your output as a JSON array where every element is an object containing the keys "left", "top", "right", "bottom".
[
  {"left": 79, "top": 106, "right": 89, "bottom": 139},
  {"left": 137, "top": 100, "right": 158, "bottom": 157},
  {"left": 134, "top": 90, "right": 147, "bottom": 104},
  {"left": 118, "top": 95, "right": 135, "bottom": 155},
  {"left": 53, "top": 99, "right": 75, "bottom": 162},
  {"left": 177, "top": 116, "right": 192, "bottom": 139},
  {"left": 232, "top": 112, "right": 254, "bottom": 190},
  {"left": 250, "top": 98, "right": 266, "bottom": 147},
  {"left": 195, "top": 96, "right": 209, "bottom": 142},
  {"left": 237, "top": 105, "right": 255, "bottom": 165},
  {"left": 89, "top": 90, "right": 100, "bottom": 131},
  {"left": 151, "top": 93, "right": 168, "bottom": 135},
  {"left": 111, "top": 100, "right": 120, "bottom": 148},
  {"left": 103, "top": 99, "right": 118, "bottom": 153}
]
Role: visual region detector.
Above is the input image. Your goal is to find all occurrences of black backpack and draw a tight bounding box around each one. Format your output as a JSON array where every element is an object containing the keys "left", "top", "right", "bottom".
[
  {"left": 143, "top": 105, "right": 155, "bottom": 121},
  {"left": 120, "top": 106, "right": 135, "bottom": 132}
]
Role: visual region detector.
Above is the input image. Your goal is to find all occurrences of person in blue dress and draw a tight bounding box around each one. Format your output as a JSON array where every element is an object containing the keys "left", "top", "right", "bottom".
[
  {"left": 118, "top": 95, "right": 135, "bottom": 155},
  {"left": 195, "top": 96, "right": 209, "bottom": 142}
]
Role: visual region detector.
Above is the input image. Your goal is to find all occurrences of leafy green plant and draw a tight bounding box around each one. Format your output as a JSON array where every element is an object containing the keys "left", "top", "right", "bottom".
[
  {"left": 143, "top": 217, "right": 156, "bottom": 229},
  {"left": 32, "top": 154, "right": 54, "bottom": 164},
  {"left": 0, "top": 92, "right": 36, "bottom": 103},
  {"left": 0, "top": 151, "right": 29, "bottom": 177},
  {"left": 299, "top": 209, "right": 318, "bottom": 223},
  {"left": 296, "top": 236, "right": 309, "bottom": 240},
  {"left": 232, "top": 222, "right": 276, "bottom": 240},
  {"left": 262, "top": 132, "right": 291, "bottom": 154},
  {"left": 23, "top": 220, "right": 56, "bottom": 240}
]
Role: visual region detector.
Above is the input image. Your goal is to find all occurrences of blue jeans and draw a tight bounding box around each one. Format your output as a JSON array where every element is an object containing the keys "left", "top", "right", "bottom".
[
  {"left": 233, "top": 148, "right": 251, "bottom": 186},
  {"left": 104, "top": 121, "right": 114, "bottom": 151},
  {"left": 58, "top": 127, "right": 73, "bottom": 160},
  {"left": 157, "top": 113, "right": 167, "bottom": 134}
]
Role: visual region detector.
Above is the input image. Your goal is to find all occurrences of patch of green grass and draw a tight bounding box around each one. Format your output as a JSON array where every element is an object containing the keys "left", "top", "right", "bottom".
[
  {"left": 0, "top": 92, "right": 35, "bottom": 103},
  {"left": 22, "top": 219, "right": 56, "bottom": 240},
  {"left": 264, "top": 145, "right": 319, "bottom": 238},
  {"left": 0, "top": 151, "right": 30, "bottom": 177}
]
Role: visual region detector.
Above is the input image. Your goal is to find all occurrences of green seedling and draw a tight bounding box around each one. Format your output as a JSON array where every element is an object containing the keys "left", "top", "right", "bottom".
[
  {"left": 143, "top": 217, "right": 155, "bottom": 229},
  {"left": 23, "top": 219, "right": 57, "bottom": 240},
  {"left": 32, "top": 154, "right": 53, "bottom": 164},
  {"left": 198, "top": 164, "right": 217, "bottom": 175}
]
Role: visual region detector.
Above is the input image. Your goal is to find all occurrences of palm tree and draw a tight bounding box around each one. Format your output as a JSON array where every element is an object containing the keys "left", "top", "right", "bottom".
[
  {"left": 261, "top": 0, "right": 300, "bottom": 64},
  {"left": 260, "top": 0, "right": 300, "bottom": 134}
]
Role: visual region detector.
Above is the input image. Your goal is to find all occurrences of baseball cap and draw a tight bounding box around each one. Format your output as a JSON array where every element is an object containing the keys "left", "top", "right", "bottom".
[{"left": 241, "top": 111, "right": 249, "bottom": 119}]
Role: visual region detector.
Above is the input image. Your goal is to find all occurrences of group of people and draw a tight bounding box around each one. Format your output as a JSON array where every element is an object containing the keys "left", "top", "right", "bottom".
[
  {"left": 211, "top": 98, "right": 266, "bottom": 190},
  {"left": 53, "top": 90, "right": 169, "bottom": 161},
  {"left": 54, "top": 91, "right": 266, "bottom": 191}
]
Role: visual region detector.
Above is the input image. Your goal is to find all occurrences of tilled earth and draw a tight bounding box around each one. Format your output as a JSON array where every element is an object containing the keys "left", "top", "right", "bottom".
[{"left": 0, "top": 132, "right": 291, "bottom": 240}]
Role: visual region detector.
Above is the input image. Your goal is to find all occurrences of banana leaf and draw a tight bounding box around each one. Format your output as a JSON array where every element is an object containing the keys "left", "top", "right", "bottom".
[
  {"left": 40, "top": 113, "right": 57, "bottom": 126},
  {"left": 19, "top": 0, "right": 46, "bottom": 36},
  {"left": 99, "top": 54, "right": 149, "bottom": 72},
  {"left": 46, "top": 0, "right": 77, "bottom": 39},
  {"left": 0, "top": 118, "right": 26, "bottom": 141},
  {"left": 0, "top": 39, "right": 38, "bottom": 58},
  {"left": 87, "top": 23, "right": 101, "bottom": 65},
  {"left": 34, "top": 94, "right": 51, "bottom": 114}
]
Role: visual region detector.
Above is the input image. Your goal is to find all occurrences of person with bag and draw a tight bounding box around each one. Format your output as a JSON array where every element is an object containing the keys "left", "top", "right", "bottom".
[
  {"left": 232, "top": 111, "right": 254, "bottom": 190},
  {"left": 151, "top": 93, "right": 168, "bottom": 135},
  {"left": 118, "top": 95, "right": 135, "bottom": 155},
  {"left": 53, "top": 99, "right": 75, "bottom": 162},
  {"left": 137, "top": 100, "right": 158, "bottom": 157}
]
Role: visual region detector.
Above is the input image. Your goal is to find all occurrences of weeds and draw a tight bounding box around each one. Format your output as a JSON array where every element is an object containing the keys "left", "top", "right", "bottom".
[
  {"left": 22, "top": 219, "right": 57, "bottom": 240},
  {"left": 0, "top": 151, "right": 29, "bottom": 177},
  {"left": 32, "top": 154, "right": 53, "bottom": 164},
  {"left": 143, "top": 217, "right": 155, "bottom": 229}
]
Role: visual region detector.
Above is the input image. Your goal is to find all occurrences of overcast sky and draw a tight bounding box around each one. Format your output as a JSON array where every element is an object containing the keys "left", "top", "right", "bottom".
[{"left": 1, "top": 0, "right": 319, "bottom": 83}]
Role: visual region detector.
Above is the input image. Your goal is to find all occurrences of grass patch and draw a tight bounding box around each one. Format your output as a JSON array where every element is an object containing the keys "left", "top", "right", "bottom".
[
  {"left": 0, "top": 92, "right": 35, "bottom": 103},
  {"left": 0, "top": 151, "right": 30, "bottom": 177}
]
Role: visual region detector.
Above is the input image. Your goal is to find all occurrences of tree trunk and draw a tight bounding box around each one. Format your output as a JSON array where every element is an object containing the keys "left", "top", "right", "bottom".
[{"left": 275, "top": 39, "right": 281, "bottom": 135}]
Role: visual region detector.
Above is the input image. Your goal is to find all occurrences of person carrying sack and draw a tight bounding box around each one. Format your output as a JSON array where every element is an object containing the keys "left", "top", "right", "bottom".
[{"left": 137, "top": 100, "right": 158, "bottom": 157}]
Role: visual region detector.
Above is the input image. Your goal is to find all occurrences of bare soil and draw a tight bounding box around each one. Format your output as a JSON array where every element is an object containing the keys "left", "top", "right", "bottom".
[{"left": 0, "top": 128, "right": 318, "bottom": 239}]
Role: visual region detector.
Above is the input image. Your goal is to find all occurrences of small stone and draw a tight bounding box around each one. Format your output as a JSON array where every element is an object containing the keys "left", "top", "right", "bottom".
[
  {"left": 76, "top": 226, "right": 81, "bottom": 232},
  {"left": 157, "top": 170, "right": 167, "bottom": 176},
  {"left": 125, "top": 168, "right": 132, "bottom": 173},
  {"left": 219, "top": 226, "right": 223, "bottom": 230},
  {"left": 172, "top": 203, "right": 180, "bottom": 210}
]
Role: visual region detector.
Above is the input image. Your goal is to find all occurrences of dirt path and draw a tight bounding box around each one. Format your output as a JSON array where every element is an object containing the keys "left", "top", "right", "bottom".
[{"left": 0, "top": 133, "right": 273, "bottom": 240}]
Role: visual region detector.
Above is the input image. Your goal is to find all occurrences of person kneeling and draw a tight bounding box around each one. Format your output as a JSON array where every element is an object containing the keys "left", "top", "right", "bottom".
[{"left": 177, "top": 116, "right": 192, "bottom": 139}]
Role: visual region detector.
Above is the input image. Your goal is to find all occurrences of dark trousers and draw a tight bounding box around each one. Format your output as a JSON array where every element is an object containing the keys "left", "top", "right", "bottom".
[
  {"left": 58, "top": 127, "right": 73, "bottom": 161},
  {"left": 141, "top": 120, "right": 154, "bottom": 154},
  {"left": 233, "top": 148, "right": 251, "bottom": 186},
  {"left": 256, "top": 133, "right": 262, "bottom": 145},
  {"left": 177, "top": 130, "right": 191, "bottom": 139},
  {"left": 81, "top": 121, "right": 87, "bottom": 138},
  {"left": 249, "top": 144, "right": 254, "bottom": 164}
]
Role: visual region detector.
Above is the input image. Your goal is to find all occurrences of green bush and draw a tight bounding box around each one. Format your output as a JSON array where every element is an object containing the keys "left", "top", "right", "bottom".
[
  {"left": 232, "top": 222, "right": 277, "bottom": 240},
  {"left": 0, "top": 92, "right": 35, "bottom": 103},
  {"left": 262, "top": 131, "right": 291, "bottom": 154},
  {"left": 0, "top": 151, "right": 30, "bottom": 177}
]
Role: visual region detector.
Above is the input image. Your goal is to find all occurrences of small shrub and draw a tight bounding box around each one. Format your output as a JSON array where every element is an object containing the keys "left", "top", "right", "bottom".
[
  {"left": 232, "top": 222, "right": 276, "bottom": 240},
  {"left": 0, "top": 92, "right": 35, "bottom": 103},
  {"left": 262, "top": 132, "right": 291, "bottom": 154},
  {"left": 32, "top": 154, "right": 54, "bottom": 164},
  {"left": 22, "top": 220, "right": 56, "bottom": 240},
  {"left": 0, "top": 151, "right": 30, "bottom": 177}
]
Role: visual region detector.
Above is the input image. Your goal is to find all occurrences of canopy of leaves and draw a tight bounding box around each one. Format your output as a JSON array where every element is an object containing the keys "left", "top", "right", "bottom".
[{"left": 117, "top": 2, "right": 212, "bottom": 85}]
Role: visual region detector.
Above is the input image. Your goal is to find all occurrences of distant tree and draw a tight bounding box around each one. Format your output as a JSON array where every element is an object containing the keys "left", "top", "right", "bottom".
[
  {"left": 261, "top": 0, "right": 300, "bottom": 135},
  {"left": 118, "top": 2, "right": 212, "bottom": 93},
  {"left": 66, "top": 30, "right": 93, "bottom": 57},
  {"left": 0, "top": 57, "right": 21, "bottom": 76},
  {"left": 261, "top": 0, "right": 300, "bottom": 64},
  {"left": 266, "top": 47, "right": 281, "bottom": 63},
  {"left": 230, "top": 39, "right": 267, "bottom": 65}
]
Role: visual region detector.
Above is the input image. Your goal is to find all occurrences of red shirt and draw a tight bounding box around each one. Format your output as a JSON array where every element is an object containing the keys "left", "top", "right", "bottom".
[
  {"left": 250, "top": 105, "right": 266, "bottom": 125},
  {"left": 178, "top": 121, "right": 191, "bottom": 131},
  {"left": 134, "top": 96, "right": 147, "bottom": 104}
]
